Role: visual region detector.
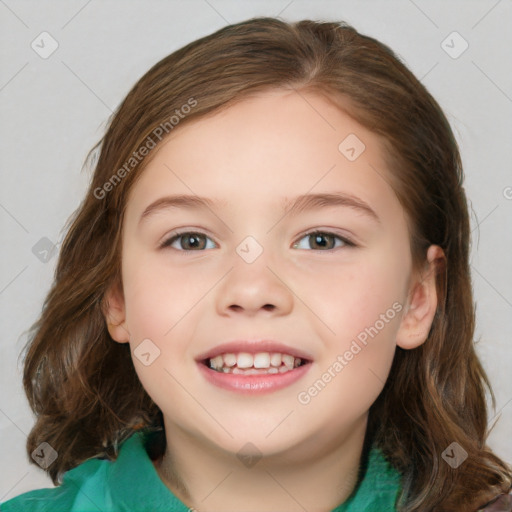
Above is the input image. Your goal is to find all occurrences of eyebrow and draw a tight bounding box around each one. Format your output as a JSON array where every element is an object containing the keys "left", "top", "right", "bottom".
[{"left": 138, "top": 192, "right": 380, "bottom": 225}]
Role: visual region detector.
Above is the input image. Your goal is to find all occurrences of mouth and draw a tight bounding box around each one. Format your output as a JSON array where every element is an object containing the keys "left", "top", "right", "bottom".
[
  {"left": 195, "top": 341, "right": 313, "bottom": 394},
  {"left": 200, "top": 351, "right": 311, "bottom": 375}
]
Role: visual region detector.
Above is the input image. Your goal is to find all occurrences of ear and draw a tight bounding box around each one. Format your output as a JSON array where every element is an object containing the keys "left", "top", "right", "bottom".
[
  {"left": 396, "top": 245, "right": 445, "bottom": 350},
  {"left": 102, "top": 281, "right": 130, "bottom": 344}
]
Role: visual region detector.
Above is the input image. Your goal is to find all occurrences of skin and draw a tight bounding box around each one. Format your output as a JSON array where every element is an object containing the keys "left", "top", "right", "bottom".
[{"left": 105, "top": 89, "right": 444, "bottom": 512}]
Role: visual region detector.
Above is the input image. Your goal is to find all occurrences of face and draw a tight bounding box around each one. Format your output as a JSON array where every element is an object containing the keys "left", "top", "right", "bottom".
[{"left": 106, "top": 89, "right": 438, "bottom": 463}]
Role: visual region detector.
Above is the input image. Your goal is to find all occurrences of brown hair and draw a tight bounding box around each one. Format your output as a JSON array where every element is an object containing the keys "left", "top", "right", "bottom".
[{"left": 20, "top": 17, "right": 511, "bottom": 511}]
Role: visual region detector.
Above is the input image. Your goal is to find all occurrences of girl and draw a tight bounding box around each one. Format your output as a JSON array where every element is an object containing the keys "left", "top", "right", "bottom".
[{"left": 1, "top": 16, "right": 511, "bottom": 512}]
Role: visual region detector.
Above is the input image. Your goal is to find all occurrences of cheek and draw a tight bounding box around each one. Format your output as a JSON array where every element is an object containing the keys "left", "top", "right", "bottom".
[
  {"left": 299, "top": 273, "right": 402, "bottom": 431},
  {"left": 120, "top": 260, "right": 199, "bottom": 410},
  {"left": 303, "top": 253, "right": 407, "bottom": 342},
  {"left": 121, "top": 252, "right": 207, "bottom": 341},
  {"left": 298, "top": 249, "right": 407, "bottom": 409}
]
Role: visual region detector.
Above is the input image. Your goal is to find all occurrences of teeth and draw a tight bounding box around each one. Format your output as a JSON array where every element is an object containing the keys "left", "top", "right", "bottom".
[
  {"left": 207, "top": 351, "right": 306, "bottom": 373},
  {"left": 253, "top": 353, "right": 270, "bottom": 368},
  {"left": 270, "top": 353, "right": 282, "bottom": 367},
  {"left": 282, "top": 354, "right": 294, "bottom": 370},
  {"left": 237, "top": 353, "right": 253, "bottom": 369},
  {"left": 223, "top": 353, "right": 237, "bottom": 367},
  {"left": 209, "top": 355, "right": 224, "bottom": 370}
]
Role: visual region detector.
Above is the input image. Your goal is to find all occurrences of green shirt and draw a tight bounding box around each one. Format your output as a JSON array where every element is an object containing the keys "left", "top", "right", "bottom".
[{"left": 0, "top": 431, "right": 402, "bottom": 511}]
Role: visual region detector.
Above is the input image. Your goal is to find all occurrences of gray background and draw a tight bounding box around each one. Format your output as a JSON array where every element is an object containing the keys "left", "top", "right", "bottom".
[{"left": 1, "top": 0, "right": 511, "bottom": 499}]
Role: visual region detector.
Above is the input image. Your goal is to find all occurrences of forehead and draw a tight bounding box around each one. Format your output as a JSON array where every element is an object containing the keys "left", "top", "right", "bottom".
[{"left": 125, "top": 89, "right": 403, "bottom": 227}]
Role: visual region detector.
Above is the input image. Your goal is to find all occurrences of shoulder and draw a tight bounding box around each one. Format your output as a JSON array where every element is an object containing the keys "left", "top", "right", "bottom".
[
  {"left": 0, "top": 430, "right": 182, "bottom": 512},
  {"left": 0, "top": 457, "right": 109, "bottom": 512}
]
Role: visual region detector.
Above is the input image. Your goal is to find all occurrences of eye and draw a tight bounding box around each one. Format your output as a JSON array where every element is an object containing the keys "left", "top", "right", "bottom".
[
  {"left": 159, "top": 230, "right": 355, "bottom": 252},
  {"left": 292, "top": 231, "right": 355, "bottom": 251},
  {"left": 160, "top": 231, "right": 216, "bottom": 251}
]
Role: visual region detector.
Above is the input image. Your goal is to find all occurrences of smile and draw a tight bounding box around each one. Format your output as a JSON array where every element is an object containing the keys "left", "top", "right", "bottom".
[
  {"left": 198, "top": 352, "right": 312, "bottom": 394},
  {"left": 206, "top": 351, "right": 307, "bottom": 374}
]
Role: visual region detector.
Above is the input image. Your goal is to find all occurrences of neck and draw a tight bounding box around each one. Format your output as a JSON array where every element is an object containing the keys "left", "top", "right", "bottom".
[{"left": 154, "top": 415, "right": 368, "bottom": 512}]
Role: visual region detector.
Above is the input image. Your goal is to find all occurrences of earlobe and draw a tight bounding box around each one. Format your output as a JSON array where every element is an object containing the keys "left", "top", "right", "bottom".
[
  {"left": 396, "top": 245, "right": 445, "bottom": 350},
  {"left": 103, "top": 282, "right": 130, "bottom": 344}
]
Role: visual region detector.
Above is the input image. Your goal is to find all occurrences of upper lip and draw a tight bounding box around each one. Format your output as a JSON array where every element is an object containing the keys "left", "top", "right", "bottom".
[{"left": 195, "top": 340, "right": 314, "bottom": 363}]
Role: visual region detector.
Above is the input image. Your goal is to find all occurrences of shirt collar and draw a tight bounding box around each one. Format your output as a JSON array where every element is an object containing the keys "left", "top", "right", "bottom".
[
  {"left": 108, "top": 430, "right": 190, "bottom": 511},
  {"left": 108, "top": 430, "right": 401, "bottom": 511}
]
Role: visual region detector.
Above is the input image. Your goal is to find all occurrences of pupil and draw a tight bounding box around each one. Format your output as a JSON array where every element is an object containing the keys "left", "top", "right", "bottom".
[
  {"left": 184, "top": 234, "right": 203, "bottom": 250},
  {"left": 311, "top": 234, "right": 331, "bottom": 249}
]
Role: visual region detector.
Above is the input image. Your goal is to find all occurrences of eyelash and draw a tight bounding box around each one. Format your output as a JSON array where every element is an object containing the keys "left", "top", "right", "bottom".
[{"left": 159, "top": 230, "right": 357, "bottom": 252}]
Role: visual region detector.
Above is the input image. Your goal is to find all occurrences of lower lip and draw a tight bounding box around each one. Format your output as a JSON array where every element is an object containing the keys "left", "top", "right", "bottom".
[{"left": 197, "top": 362, "right": 312, "bottom": 394}]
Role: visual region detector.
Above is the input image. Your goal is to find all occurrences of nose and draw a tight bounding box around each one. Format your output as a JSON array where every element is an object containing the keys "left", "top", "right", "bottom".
[{"left": 215, "top": 252, "right": 294, "bottom": 318}]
